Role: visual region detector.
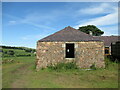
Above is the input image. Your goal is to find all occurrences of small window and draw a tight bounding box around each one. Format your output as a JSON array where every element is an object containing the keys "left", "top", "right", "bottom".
[{"left": 105, "top": 47, "right": 109, "bottom": 54}]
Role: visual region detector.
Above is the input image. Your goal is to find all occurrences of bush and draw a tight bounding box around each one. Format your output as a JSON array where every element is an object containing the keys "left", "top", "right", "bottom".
[
  {"left": 8, "top": 50, "right": 14, "bottom": 56},
  {"left": 104, "top": 56, "right": 118, "bottom": 69},
  {"left": 25, "top": 49, "right": 32, "bottom": 53},
  {"left": 90, "top": 63, "right": 96, "bottom": 70},
  {"left": 47, "top": 62, "right": 78, "bottom": 72},
  {"left": 16, "top": 54, "right": 31, "bottom": 57},
  {"left": 2, "top": 59, "right": 14, "bottom": 64}
]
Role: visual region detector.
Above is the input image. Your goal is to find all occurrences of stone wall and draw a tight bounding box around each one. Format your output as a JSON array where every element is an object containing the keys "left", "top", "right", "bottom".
[{"left": 36, "top": 41, "right": 105, "bottom": 71}]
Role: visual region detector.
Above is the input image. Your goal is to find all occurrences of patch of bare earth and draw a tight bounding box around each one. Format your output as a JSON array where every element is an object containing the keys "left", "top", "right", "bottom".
[{"left": 11, "top": 63, "right": 32, "bottom": 88}]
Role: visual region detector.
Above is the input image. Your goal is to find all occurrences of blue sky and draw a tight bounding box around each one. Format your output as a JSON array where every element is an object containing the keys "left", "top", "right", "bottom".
[{"left": 2, "top": 2, "right": 118, "bottom": 48}]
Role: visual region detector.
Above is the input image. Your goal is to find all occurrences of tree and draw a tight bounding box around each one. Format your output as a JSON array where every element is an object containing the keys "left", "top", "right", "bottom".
[
  {"left": 78, "top": 25, "right": 104, "bottom": 36},
  {"left": 25, "top": 49, "right": 32, "bottom": 53}
]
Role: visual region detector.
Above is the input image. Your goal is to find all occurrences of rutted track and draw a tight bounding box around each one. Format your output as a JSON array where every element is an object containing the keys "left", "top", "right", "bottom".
[{"left": 11, "top": 62, "right": 33, "bottom": 88}]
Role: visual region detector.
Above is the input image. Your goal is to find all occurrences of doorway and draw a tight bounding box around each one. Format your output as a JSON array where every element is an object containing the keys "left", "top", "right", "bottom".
[{"left": 65, "top": 43, "right": 75, "bottom": 58}]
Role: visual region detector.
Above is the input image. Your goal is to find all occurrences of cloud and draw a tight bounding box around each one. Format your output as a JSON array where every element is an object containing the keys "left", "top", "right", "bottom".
[
  {"left": 4, "top": 2, "right": 118, "bottom": 38},
  {"left": 4, "top": 13, "right": 55, "bottom": 30},
  {"left": 21, "top": 11, "right": 57, "bottom": 24},
  {"left": 20, "top": 20, "right": 55, "bottom": 30},
  {"left": 21, "top": 34, "right": 49, "bottom": 40},
  {"left": 74, "top": 3, "right": 118, "bottom": 28},
  {"left": 74, "top": 3, "right": 118, "bottom": 36},
  {"left": 8, "top": 20, "right": 16, "bottom": 25},
  {"left": 79, "top": 3, "right": 116, "bottom": 15},
  {"left": 75, "top": 12, "right": 118, "bottom": 28},
  {"left": 5, "top": 7, "right": 74, "bottom": 30},
  {"left": 99, "top": 25, "right": 118, "bottom": 36}
]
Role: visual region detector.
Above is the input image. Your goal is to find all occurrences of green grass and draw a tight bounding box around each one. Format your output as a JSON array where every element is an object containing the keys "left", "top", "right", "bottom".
[{"left": 2, "top": 56, "right": 118, "bottom": 88}]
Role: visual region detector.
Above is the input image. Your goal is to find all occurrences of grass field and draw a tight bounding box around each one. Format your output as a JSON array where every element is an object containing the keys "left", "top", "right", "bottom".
[
  {"left": 2, "top": 56, "right": 118, "bottom": 88},
  {"left": 2, "top": 48, "right": 35, "bottom": 57}
]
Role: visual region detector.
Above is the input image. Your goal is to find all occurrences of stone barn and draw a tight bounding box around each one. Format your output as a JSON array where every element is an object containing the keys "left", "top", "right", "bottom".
[
  {"left": 94, "top": 36, "right": 120, "bottom": 56},
  {"left": 36, "top": 26, "right": 105, "bottom": 70}
]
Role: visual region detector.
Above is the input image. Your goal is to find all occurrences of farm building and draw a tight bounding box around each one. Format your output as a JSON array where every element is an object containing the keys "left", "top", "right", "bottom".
[
  {"left": 94, "top": 36, "right": 120, "bottom": 56},
  {"left": 36, "top": 26, "right": 105, "bottom": 70}
]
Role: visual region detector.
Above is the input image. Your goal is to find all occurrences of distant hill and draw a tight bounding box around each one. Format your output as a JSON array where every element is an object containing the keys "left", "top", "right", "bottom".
[{"left": 1, "top": 45, "right": 36, "bottom": 57}]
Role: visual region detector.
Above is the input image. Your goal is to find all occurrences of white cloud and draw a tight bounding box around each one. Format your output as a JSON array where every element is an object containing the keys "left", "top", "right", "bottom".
[
  {"left": 74, "top": 3, "right": 118, "bottom": 36},
  {"left": 21, "top": 33, "right": 50, "bottom": 40},
  {"left": 8, "top": 20, "right": 16, "bottom": 25},
  {"left": 79, "top": 3, "right": 116, "bottom": 15},
  {"left": 75, "top": 12, "right": 118, "bottom": 28},
  {"left": 99, "top": 26, "right": 118, "bottom": 36},
  {"left": 5, "top": 13, "right": 55, "bottom": 30},
  {"left": 21, "top": 12, "right": 57, "bottom": 24},
  {"left": 74, "top": 3, "right": 118, "bottom": 28}
]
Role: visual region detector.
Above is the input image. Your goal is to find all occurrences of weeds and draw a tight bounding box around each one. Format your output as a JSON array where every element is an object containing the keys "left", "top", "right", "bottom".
[
  {"left": 90, "top": 63, "right": 96, "bottom": 70},
  {"left": 2, "top": 59, "right": 15, "bottom": 64},
  {"left": 47, "top": 62, "right": 78, "bottom": 72}
]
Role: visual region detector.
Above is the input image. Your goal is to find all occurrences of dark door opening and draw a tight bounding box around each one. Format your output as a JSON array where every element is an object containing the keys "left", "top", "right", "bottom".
[{"left": 65, "top": 43, "right": 75, "bottom": 58}]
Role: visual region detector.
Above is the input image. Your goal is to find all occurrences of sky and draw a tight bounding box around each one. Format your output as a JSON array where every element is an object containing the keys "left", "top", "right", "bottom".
[{"left": 2, "top": 2, "right": 119, "bottom": 48}]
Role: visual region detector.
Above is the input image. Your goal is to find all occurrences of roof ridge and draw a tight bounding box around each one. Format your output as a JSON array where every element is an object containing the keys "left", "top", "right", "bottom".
[
  {"left": 65, "top": 26, "right": 93, "bottom": 37},
  {"left": 38, "top": 26, "right": 95, "bottom": 42}
]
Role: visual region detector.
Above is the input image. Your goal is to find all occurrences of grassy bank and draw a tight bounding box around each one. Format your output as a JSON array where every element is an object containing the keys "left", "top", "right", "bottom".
[
  {"left": 2, "top": 56, "right": 118, "bottom": 88},
  {"left": 1, "top": 46, "right": 36, "bottom": 57}
]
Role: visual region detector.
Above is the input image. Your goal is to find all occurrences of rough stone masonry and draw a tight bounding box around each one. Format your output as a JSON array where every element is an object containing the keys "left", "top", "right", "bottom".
[{"left": 36, "top": 26, "right": 105, "bottom": 71}]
